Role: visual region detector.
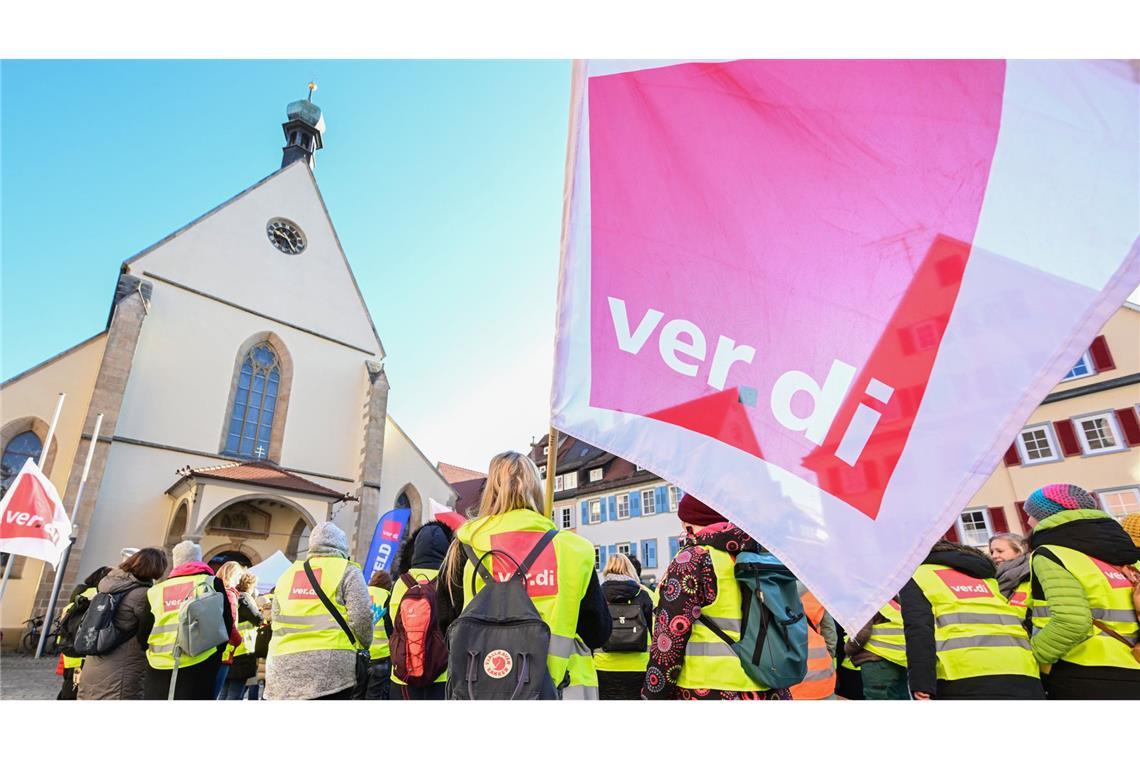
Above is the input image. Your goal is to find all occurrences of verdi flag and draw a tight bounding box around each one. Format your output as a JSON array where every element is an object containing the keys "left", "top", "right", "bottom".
[
  {"left": 551, "top": 59, "right": 1140, "bottom": 630},
  {"left": 0, "top": 458, "right": 72, "bottom": 568},
  {"left": 363, "top": 507, "right": 410, "bottom": 580}
]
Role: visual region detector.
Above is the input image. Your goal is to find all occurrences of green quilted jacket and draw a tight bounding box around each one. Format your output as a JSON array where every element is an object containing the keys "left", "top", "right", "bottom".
[{"left": 1030, "top": 509, "right": 1127, "bottom": 664}]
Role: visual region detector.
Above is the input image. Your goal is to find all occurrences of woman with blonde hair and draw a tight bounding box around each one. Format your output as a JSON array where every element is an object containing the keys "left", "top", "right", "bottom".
[
  {"left": 212, "top": 560, "right": 246, "bottom": 698},
  {"left": 988, "top": 532, "right": 1031, "bottom": 613},
  {"left": 436, "top": 451, "right": 611, "bottom": 699},
  {"left": 220, "top": 570, "right": 264, "bottom": 699},
  {"left": 595, "top": 552, "right": 656, "bottom": 699}
]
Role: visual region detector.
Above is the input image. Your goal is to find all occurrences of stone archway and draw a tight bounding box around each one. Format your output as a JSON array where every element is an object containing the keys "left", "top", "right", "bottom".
[
  {"left": 197, "top": 495, "right": 316, "bottom": 570},
  {"left": 397, "top": 483, "right": 423, "bottom": 530}
]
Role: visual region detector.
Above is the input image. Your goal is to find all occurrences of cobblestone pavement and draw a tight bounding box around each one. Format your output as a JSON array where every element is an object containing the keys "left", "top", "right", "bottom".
[{"left": 1, "top": 652, "right": 61, "bottom": 700}]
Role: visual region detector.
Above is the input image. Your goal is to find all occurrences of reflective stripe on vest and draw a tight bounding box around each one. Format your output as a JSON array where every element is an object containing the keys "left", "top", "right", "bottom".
[
  {"left": 368, "top": 586, "right": 391, "bottom": 661},
  {"left": 145, "top": 574, "right": 217, "bottom": 670},
  {"left": 1030, "top": 546, "right": 1140, "bottom": 671},
  {"left": 676, "top": 546, "right": 769, "bottom": 692},
  {"left": 389, "top": 568, "right": 445, "bottom": 685},
  {"left": 60, "top": 588, "right": 98, "bottom": 669},
  {"left": 912, "top": 564, "right": 1039, "bottom": 682},
  {"left": 565, "top": 636, "right": 599, "bottom": 698},
  {"left": 863, "top": 600, "right": 908, "bottom": 668},
  {"left": 268, "top": 557, "right": 355, "bottom": 658},
  {"left": 790, "top": 590, "right": 836, "bottom": 699},
  {"left": 456, "top": 510, "right": 596, "bottom": 689}
]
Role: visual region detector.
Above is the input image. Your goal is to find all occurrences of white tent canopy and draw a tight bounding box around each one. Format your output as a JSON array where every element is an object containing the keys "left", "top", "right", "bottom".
[{"left": 247, "top": 550, "right": 293, "bottom": 594}]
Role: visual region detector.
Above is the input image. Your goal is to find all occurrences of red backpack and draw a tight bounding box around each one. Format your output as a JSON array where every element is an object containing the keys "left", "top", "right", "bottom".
[{"left": 390, "top": 573, "right": 449, "bottom": 687}]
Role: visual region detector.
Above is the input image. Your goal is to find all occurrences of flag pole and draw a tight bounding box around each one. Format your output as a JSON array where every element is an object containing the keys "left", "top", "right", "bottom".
[
  {"left": 0, "top": 393, "right": 65, "bottom": 603},
  {"left": 35, "top": 413, "right": 102, "bottom": 658},
  {"left": 544, "top": 427, "right": 558, "bottom": 519}
]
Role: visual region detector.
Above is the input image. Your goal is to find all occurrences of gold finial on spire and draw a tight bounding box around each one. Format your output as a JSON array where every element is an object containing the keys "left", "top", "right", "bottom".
[{"left": 307, "top": 81, "right": 317, "bottom": 102}]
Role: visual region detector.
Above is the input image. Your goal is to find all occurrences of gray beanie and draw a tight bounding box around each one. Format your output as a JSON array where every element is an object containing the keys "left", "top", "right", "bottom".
[
  {"left": 171, "top": 540, "right": 202, "bottom": 567},
  {"left": 307, "top": 521, "right": 349, "bottom": 558}
]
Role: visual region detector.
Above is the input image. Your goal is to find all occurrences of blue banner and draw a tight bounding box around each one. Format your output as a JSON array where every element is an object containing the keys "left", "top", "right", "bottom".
[{"left": 363, "top": 507, "right": 411, "bottom": 579}]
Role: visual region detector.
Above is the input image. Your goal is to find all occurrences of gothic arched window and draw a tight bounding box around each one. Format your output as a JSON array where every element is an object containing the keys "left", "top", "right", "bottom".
[
  {"left": 224, "top": 342, "right": 281, "bottom": 459},
  {"left": 1, "top": 430, "right": 43, "bottom": 494}
]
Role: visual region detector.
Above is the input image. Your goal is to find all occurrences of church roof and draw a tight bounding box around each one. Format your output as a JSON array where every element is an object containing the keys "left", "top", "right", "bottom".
[
  {"left": 436, "top": 462, "right": 487, "bottom": 484},
  {"left": 171, "top": 460, "right": 348, "bottom": 500}
]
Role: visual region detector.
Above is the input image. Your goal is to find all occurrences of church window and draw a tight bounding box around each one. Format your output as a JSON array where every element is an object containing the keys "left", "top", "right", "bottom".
[
  {"left": 224, "top": 342, "right": 281, "bottom": 459},
  {"left": 1, "top": 431, "right": 43, "bottom": 494}
]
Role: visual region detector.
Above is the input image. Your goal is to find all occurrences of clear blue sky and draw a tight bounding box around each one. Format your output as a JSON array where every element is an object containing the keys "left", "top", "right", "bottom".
[{"left": 1, "top": 60, "right": 571, "bottom": 472}]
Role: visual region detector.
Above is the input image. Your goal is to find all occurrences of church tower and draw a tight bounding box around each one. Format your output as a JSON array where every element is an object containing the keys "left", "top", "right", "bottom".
[{"left": 281, "top": 82, "right": 326, "bottom": 170}]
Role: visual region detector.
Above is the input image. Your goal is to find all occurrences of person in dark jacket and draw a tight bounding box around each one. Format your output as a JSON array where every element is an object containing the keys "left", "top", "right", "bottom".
[
  {"left": 78, "top": 549, "right": 168, "bottom": 700},
  {"left": 57, "top": 565, "right": 113, "bottom": 700},
  {"left": 594, "top": 553, "right": 656, "bottom": 699},
  {"left": 220, "top": 571, "right": 264, "bottom": 699},
  {"left": 899, "top": 540, "right": 1044, "bottom": 700},
  {"left": 387, "top": 519, "right": 455, "bottom": 700},
  {"left": 1025, "top": 484, "right": 1140, "bottom": 699},
  {"left": 140, "top": 541, "right": 238, "bottom": 700}
]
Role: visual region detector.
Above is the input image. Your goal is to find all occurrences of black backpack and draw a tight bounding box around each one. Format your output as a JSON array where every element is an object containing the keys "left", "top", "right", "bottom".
[
  {"left": 446, "top": 529, "right": 559, "bottom": 700},
  {"left": 57, "top": 594, "right": 94, "bottom": 657},
  {"left": 71, "top": 584, "right": 142, "bottom": 657},
  {"left": 602, "top": 598, "right": 649, "bottom": 652}
]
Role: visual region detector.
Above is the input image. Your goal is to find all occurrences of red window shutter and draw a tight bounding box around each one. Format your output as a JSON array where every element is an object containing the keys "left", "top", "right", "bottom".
[
  {"left": 944, "top": 522, "right": 960, "bottom": 542},
  {"left": 1003, "top": 443, "right": 1021, "bottom": 467},
  {"left": 1014, "top": 501, "right": 1029, "bottom": 532},
  {"left": 987, "top": 506, "right": 1009, "bottom": 534},
  {"left": 1088, "top": 335, "right": 1115, "bottom": 371},
  {"left": 1115, "top": 407, "right": 1140, "bottom": 446},
  {"left": 1054, "top": 419, "right": 1082, "bottom": 457}
]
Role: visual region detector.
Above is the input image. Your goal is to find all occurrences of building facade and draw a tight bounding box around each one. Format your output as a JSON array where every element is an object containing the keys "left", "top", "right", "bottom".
[
  {"left": 529, "top": 434, "right": 684, "bottom": 585},
  {"left": 0, "top": 95, "right": 456, "bottom": 638}
]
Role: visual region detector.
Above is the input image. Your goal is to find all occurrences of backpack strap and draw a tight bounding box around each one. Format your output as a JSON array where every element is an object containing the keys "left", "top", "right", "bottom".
[
  {"left": 461, "top": 542, "right": 496, "bottom": 587},
  {"left": 514, "top": 530, "right": 558, "bottom": 582},
  {"left": 399, "top": 572, "right": 419, "bottom": 590},
  {"left": 698, "top": 614, "right": 737, "bottom": 648},
  {"left": 303, "top": 560, "right": 359, "bottom": 649}
]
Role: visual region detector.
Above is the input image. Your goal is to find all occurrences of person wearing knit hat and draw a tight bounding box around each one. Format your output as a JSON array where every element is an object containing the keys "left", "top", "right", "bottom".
[
  {"left": 142, "top": 540, "right": 237, "bottom": 699},
  {"left": 1026, "top": 482, "right": 1140, "bottom": 699},
  {"left": 1122, "top": 512, "right": 1140, "bottom": 549},
  {"left": 643, "top": 493, "right": 791, "bottom": 700}
]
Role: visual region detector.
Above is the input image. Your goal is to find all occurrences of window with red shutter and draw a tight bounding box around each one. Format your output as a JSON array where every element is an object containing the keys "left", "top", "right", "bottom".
[
  {"left": 987, "top": 506, "right": 1009, "bottom": 534},
  {"left": 1014, "top": 501, "right": 1029, "bottom": 532},
  {"left": 1115, "top": 407, "right": 1140, "bottom": 447},
  {"left": 944, "top": 523, "right": 960, "bottom": 542},
  {"left": 1088, "top": 335, "right": 1115, "bottom": 372},
  {"left": 1053, "top": 419, "right": 1082, "bottom": 457},
  {"left": 1003, "top": 444, "right": 1021, "bottom": 467}
]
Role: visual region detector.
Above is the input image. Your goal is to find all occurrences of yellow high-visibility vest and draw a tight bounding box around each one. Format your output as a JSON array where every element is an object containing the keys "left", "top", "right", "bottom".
[
  {"left": 225, "top": 620, "right": 258, "bottom": 660},
  {"left": 1008, "top": 579, "right": 1031, "bottom": 622},
  {"left": 912, "top": 564, "right": 1039, "bottom": 682},
  {"left": 1030, "top": 546, "right": 1140, "bottom": 672},
  {"left": 676, "top": 547, "right": 769, "bottom": 693},
  {"left": 862, "top": 600, "right": 908, "bottom": 668},
  {"left": 368, "top": 586, "right": 391, "bottom": 661},
  {"left": 268, "top": 557, "right": 356, "bottom": 659},
  {"left": 456, "top": 509, "right": 598, "bottom": 698},
  {"left": 594, "top": 592, "right": 652, "bottom": 674},
  {"left": 60, "top": 587, "right": 98, "bottom": 670},
  {"left": 145, "top": 574, "right": 218, "bottom": 670}
]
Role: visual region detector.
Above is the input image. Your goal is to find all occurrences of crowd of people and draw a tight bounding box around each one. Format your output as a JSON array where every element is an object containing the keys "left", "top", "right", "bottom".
[{"left": 50, "top": 451, "right": 1140, "bottom": 701}]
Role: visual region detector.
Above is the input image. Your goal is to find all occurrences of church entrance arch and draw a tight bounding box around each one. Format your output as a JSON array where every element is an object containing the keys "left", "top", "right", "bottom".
[{"left": 199, "top": 495, "right": 316, "bottom": 569}]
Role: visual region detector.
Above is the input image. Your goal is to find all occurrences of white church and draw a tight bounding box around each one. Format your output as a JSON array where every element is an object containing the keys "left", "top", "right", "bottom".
[{"left": 0, "top": 92, "right": 456, "bottom": 638}]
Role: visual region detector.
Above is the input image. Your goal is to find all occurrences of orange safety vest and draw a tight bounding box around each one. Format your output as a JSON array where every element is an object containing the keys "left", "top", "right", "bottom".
[{"left": 789, "top": 590, "right": 837, "bottom": 700}]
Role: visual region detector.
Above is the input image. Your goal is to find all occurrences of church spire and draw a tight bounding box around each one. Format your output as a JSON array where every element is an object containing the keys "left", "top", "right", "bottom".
[{"left": 281, "top": 82, "right": 325, "bottom": 170}]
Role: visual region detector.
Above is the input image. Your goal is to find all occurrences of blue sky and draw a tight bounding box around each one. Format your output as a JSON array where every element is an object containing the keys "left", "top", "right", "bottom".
[{"left": 1, "top": 60, "right": 570, "bottom": 472}]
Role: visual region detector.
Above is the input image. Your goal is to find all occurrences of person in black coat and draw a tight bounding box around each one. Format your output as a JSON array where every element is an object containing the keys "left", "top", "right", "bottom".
[
  {"left": 595, "top": 553, "right": 656, "bottom": 700},
  {"left": 899, "top": 541, "right": 1044, "bottom": 700}
]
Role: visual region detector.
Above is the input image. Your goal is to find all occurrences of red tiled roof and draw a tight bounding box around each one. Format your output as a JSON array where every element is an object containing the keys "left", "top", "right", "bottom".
[
  {"left": 436, "top": 462, "right": 487, "bottom": 484},
  {"left": 174, "top": 460, "right": 347, "bottom": 499}
]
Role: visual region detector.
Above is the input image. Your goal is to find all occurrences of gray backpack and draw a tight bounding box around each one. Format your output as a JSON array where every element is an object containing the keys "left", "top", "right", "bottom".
[
  {"left": 446, "top": 530, "right": 559, "bottom": 700},
  {"left": 168, "top": 577, "right": 230, "bottom": 700}
]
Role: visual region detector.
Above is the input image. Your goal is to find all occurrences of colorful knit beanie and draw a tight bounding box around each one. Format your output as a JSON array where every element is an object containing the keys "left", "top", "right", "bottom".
[{"left": 1023, "top": 483, "right": 1098, "bottom": 522}]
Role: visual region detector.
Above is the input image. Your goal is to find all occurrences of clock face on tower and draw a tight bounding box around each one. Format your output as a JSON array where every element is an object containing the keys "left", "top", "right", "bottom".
[{"left": 266, "top": 217, "right": 307, "bottom": 255}]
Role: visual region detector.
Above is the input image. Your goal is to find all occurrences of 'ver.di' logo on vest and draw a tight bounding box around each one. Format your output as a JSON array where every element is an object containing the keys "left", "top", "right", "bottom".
[
  {"left": 162, "top": 581, "right": 193, "bottom": 611},
  {"left": 289, "top": 568, "right": 322, "bottom": 599},
  {"left": 934, "top": 568, "right": 993, "bottom": 599},
  {"left": 1090, "top": 558, "right": 1131, "bottom": 589},
  {"left": 490, "top": 531, "right": 559, "bottom": 598}
]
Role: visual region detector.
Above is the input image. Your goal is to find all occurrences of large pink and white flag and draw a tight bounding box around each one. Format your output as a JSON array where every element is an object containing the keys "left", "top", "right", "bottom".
[
  {"left": 0, "top": 458, "right": 72, "bottom": 568},
  {"left": 551, "top": 60, "right": 1140, "bottom": 629}
]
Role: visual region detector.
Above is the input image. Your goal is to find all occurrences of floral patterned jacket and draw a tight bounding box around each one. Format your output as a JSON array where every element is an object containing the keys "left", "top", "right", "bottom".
[{"left": 642, "top": 521, "right": 791, "bottom": 700}]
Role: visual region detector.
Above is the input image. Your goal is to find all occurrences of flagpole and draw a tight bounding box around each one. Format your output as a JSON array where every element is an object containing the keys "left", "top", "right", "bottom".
[
  {"left": 544, "top": 427, "right": 557, "bottom": 519},
  {"left": 0, "top": 393, "right": 65, "bottom": 603},
  {"left": 35, "top": 413, "right": 102, "bottom": 658}
]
